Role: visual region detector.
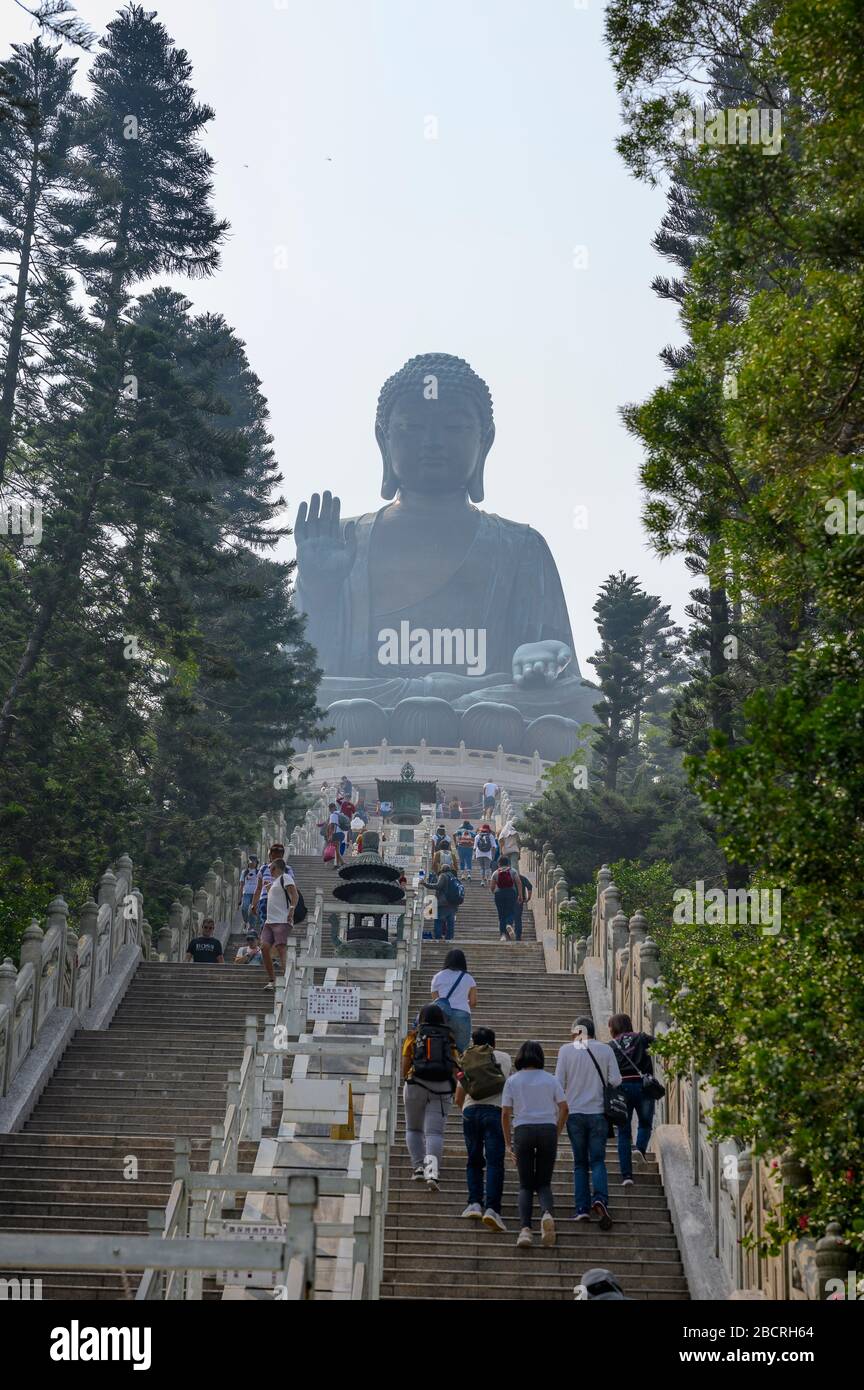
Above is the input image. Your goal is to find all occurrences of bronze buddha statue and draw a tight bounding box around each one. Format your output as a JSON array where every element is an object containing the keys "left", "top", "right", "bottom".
[{"left": 294, "top": 353, "right": 596, "bottom": 759}]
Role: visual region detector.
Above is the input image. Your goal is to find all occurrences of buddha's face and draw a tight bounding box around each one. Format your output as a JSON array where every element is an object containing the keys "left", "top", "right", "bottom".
[{"left": 385, "top": 389, "right": 483, "bottom": 494}]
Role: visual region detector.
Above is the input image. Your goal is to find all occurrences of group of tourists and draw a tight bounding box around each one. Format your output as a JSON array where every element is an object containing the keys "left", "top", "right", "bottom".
[
  {"left": 226, "top": 841, "right": 305, "bottom": 986},
  {"left": 319, "top": 779, "right": 371, "bottom": 866},
  {"left": 402, "top": 992, "right": 660, "bottom": 1254},
  {"left": 423, "top": 821, "right": 532, "bottom": 942}
]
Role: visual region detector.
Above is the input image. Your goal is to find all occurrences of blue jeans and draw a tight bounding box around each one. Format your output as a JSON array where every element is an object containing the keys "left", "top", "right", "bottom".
[
  {"left": 434, "top": 908, "right": 456, "bottom": 940},
  {"left": 457, "top": 845, "right": 473, "bottom": 873},
  {"left": 463, "top": 1104, "right": 505, "bottom": 1213},
  {"left": 617, "top": 1079, "right": 655, "bottom": 1179},
  {"left": 444, "top": 1008, "right": 471, "bottom": 1053},
  {"left": 493, "top": 887, "right": 517, "bottom": 932},
  {"left": 241, "top": 893, "right": 255, "bottom": 925},
  {"left": 567, "top": 1112, "right": 610, "bottom": 1213},
  {"left": 513, "top": 899, "right": 524, "bottom": 941}
]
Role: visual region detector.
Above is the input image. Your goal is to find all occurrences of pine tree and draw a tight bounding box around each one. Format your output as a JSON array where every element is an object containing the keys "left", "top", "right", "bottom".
[
  {"left": 0, "top": 4, "right": 227, "bottom": 764},
  {"left": 0, "top": 37, "right": 84, "bottom": 485}
]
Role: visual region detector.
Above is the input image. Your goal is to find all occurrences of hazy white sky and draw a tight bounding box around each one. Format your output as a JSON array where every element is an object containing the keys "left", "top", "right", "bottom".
[{"left": 5, "top": 0, "right": 689, "bottom": 672}]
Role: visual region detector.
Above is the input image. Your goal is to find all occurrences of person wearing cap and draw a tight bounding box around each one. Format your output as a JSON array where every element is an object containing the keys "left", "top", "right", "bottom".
[
  {"left": 250, "top": 843, "right": 285, "bottom": 923},
  {"left": 432, "top": 824, "right": 452, "bottom": 856},
  {"left": 238, "top": 854, "right": 260, "bottom": 927},
  {"left": 260, "top": 856, "right": 298, "bottom": 989},
  {"left": 575, "top": 1268, "right": 632, "bottom": 1300},
  {"left": 185, "top": 918, "right": 224, "bottom": 964},
  {"left": 234, "top": 930, "right": 262, "bottom": 965},
  {"left": 555, "top": 1016, "right": 622, "bottom": 1230}
]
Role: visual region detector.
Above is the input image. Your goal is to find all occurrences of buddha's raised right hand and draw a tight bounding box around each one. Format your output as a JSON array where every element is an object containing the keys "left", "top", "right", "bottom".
[{"left": 295, "top": 491, "right": 357, "bottom": 588}]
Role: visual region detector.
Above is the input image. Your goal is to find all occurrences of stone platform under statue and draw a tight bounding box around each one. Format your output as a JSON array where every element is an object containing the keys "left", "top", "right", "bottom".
[{"left": 294, "top": 352, "right": 598, "bottom": 762}]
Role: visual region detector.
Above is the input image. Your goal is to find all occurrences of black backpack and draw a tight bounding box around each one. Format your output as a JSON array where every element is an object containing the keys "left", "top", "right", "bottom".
[
  {"left": 411, "top": 1024, "right": 455, "bottom": 1085},
  {"left": 293, "top": 888, "right": 307, "bottom": 924},
  {"left": 338, "top": 812, "right": 350, "bottom": 831},
  {"left": 477, "top": 832, "right": 492, "bottom": 852}
]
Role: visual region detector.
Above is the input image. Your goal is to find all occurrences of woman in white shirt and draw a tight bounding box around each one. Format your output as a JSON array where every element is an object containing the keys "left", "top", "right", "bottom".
[
  {"left": 430, "top": 948, "right": 477, "bottom": 1054},
  {"left": 501, "top": 1041, "right": 568, "bottom": 1249}
]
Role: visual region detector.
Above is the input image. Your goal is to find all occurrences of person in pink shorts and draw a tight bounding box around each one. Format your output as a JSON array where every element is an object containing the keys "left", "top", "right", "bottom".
[{"left": 260, "top": 857, "right": 298, "bottom": 988}]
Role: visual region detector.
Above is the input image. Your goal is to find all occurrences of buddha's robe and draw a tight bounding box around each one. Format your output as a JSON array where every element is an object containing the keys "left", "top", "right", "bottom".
[{"left": 296, "top": 508, "right": 596, "bottom": 724}]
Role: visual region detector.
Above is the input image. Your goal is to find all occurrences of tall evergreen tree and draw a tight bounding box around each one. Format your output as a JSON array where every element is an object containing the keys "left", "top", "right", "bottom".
[{"left": 0, "top": 4, "right": 227, "bottom": 763}]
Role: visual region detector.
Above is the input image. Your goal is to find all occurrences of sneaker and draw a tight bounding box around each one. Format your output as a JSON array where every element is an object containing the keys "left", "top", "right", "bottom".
[
  {"left": 635, "top": 1148, "right": 648, "bottom": 1163},
  {"left": 423, "top": 1154, "right": 439, "bottom": 1190},
  {"left": 461, "top": 1203, "right": 483, "bottom": 1219},
  {"left": 499, "top": 934, "right": 508, "bottom": 943},
  {"left": 622, "top": 1177, "right": 634, "bottom": 1187},
  {"left": 540, "top": 1212, "right": 556, "bottom": 1247},
  {"left": 505, "top": 923, "right": 516, "bottom": 941},
  {"left": 516, "top": 1227, "right": 533, "bottom": 1248},
  {"left": 574, "top": 1212, "right": 592, "bottom": 1222},
  {"left": 264, "top": 980, "right": 275, "bottom": 990},
  {"left": 482, "top": 1209, "right": 506, "bottom": 1233},
  {"left": 411, "top": 1165, "right": 425, "bottom": 1181},
  {"left": 592, "top": 1198, "right": 613, "bottom": 1230}
]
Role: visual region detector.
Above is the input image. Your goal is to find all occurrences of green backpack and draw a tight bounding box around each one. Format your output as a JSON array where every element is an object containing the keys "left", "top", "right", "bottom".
[{"left": 460, "top": 1044, "right": 506, "bottom": 1101}]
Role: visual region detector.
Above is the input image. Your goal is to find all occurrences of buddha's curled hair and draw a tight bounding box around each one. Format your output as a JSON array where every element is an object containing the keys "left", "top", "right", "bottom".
[{"left": 375, "top": 353, "right": 495, "bottom": 436}]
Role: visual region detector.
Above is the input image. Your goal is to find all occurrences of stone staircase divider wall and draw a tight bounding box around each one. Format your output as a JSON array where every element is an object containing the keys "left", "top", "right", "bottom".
[{"left": 525, "top": 842, "right": 848, "bottom": 1302}]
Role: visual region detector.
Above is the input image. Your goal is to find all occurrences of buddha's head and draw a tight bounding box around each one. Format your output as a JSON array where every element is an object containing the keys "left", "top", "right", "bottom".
[{"left": 375, "top": 353, "right": 495, "bottom": 502}]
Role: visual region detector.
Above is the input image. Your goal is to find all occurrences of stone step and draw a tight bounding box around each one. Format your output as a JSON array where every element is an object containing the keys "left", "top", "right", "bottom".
[
  {"left": 384, "top": 1225, "right": 681, "bottom": 1252},
  {"left": 382, "top": 1249, "right": 685, "bottom": 1280},
  {"left": 381, "top": 1276, "right": 688, "bottom": 1299}
]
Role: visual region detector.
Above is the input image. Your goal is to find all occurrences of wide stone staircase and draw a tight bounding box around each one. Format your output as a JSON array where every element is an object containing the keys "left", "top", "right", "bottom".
[
  {"left": 0, "top": 944, "right": 273, "bottom": 1299},
  {"left": 380, "top": 846, "right": 690, "bottom": 1301}
]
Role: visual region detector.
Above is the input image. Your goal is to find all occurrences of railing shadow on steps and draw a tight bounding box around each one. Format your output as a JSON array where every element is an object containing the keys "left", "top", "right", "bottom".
[{"left": 524, "top": 839, "right": 850, "bottom": 1303}]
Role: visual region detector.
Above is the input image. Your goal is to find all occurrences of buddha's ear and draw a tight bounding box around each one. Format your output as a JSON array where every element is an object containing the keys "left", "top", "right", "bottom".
[
  {"left": 376, "top": 420, "right": 397, "bottom": 499},
  {"left": 468, "top": 423, "right": 495, "bottom": 503}
]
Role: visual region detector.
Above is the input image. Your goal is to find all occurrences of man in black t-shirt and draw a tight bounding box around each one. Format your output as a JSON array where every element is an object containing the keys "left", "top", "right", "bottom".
[
  {"left": 185, "top": 917, "right": 224, "bottom": 964},
  {"left": 513, "top": 874, "right": 533, "bottom": 942}
]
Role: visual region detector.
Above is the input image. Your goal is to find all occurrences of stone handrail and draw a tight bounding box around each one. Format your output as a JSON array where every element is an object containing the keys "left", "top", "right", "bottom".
[
  {"left": 0, "top": 790, "right": 331, "bottom": 1106},
  {"left": 0, "top": 853, "right": 148, "bottom": 1105},
  {"left": 524, "top": 841, "right": 850, "bottom": 1301}
]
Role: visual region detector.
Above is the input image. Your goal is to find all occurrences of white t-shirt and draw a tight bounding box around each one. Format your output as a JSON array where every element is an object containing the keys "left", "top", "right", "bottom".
[
  {"left": 240, "top": 868, "right": 259, "bottom": 894},
  {"left": 265, "top": 870, "right": 296, "bottom": 924},
  {"left": 502, "top": 1069, "right": 566, "bottom": 1128},
  {"left": 431, "top": 968, "right": 476, "bottom": 1014},
  {"left": 483, "top": 782, "right": 499, "bottom": 799},
  {"left": 473, "top": 832, "right": 497, "bottom": 859},
  {"left": 462, "top": 1049, "right": 512, "bottom": 1110},
  {"left": 235, "top": 944, "right": 261, "bottom": 962},
  {"left": 555, "top": 1040, "right": 622, "bottom": 1116}
]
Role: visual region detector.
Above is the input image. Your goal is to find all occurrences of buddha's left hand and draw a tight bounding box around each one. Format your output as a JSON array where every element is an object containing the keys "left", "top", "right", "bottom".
[{"left": 512, "top": 640, "right": 572, "bottom": 686}]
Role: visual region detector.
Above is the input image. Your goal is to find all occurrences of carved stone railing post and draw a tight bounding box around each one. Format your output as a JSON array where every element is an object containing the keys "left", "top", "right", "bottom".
[
  {"left": 601, "top": 882, "right": 621, "bottom": 988},
  {"left": 636, "top": 936, "right": 661, "bottom": 1034},
  {"left": 77, "top": 899, "right": 99, "bottom": 1008},
  {"left": 19, "top": 923, "right": 44, "bottom": 1026},
  {"left": 609, "top": 911, "right": 629, "bottom": 1012},
  {"left": 46, "top": 895, "right": 70, "bottom": 1008},
  {"left": 627, "top": 910, "right": 648, "bottom": 1021},
  {"left": 594, "top": 865, "right": 611, "bottom": 957},
  {"left": 97, "top": 869, "right": 118, "bottom": 965},
  {"left": 814, "top": 1223, "right": 848, "bottom": 1301},
  {"left": 141, "top": 918, "right": 152, "bottom": 960},
  {"left": 193, "top": 895, "right": 209, "bottom": 939},
  {"left": 167, "top": 901, "right": 184, "bottom": 961},
  {"left": 0, "top": 958, "right": 16, "bottom": 1097}
]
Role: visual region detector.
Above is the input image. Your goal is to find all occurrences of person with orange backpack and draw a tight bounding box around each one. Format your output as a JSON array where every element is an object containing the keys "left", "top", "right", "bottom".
[
  {"left": 455, "top": 820, "right": 475, "bottom": 880},
  {"left": 489, "top": 855, "right": 524, "bottom": 942},
  {"left": 401, "top": 1003, "right": 460, "bottom": 1190}
]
